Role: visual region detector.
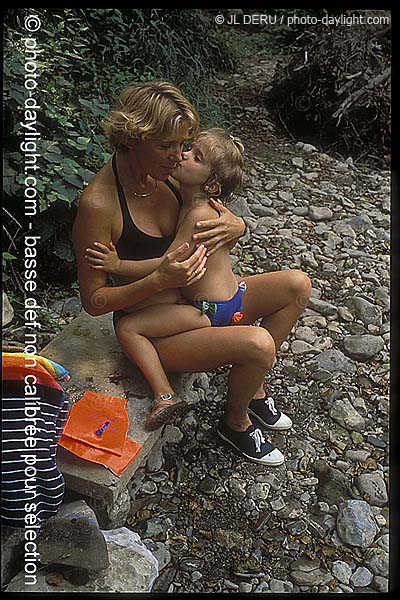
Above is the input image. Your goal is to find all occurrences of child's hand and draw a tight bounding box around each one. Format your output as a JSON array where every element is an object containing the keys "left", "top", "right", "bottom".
[{"left": 85, "top": 241, "right": 122, "bottom": 274}]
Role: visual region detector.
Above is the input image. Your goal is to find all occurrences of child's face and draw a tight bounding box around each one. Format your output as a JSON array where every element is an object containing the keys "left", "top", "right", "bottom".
[{"left": 171, "top": 137, "right": 212, "bottom": 189}]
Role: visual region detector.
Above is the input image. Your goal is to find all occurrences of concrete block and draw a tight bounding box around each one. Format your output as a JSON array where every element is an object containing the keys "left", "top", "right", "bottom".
[{"left": 41, "top": 311, "right": 196, "bottom": 517}]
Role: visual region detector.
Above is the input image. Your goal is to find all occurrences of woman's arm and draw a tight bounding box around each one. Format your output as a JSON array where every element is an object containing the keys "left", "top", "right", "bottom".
[
  {"left": 191, "top": 198, "right": 246, "bottom": 256},
  {"left": 162, "top": 203, "right": 221, "bottom": 260},
  {"left": 73, "top": 189, "right": 207, "bottom": 316}
]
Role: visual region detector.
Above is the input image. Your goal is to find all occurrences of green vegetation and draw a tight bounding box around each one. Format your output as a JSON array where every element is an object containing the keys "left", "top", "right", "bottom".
[{"left": 3, "top": 8, "right": 236, "bottom": 291}]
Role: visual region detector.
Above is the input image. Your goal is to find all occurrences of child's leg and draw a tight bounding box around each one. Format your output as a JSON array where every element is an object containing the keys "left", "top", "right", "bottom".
[{"left": 117, "top": 304, "right": 210, "bottom": 398}]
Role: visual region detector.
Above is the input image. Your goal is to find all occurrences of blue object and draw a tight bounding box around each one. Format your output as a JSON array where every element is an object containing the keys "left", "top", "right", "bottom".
[
  {"left": 193, "top": 282, "right": 247, "bottom": 327},
  {"left": 95, "top": 420, "right": 111, "bottom": 436}
]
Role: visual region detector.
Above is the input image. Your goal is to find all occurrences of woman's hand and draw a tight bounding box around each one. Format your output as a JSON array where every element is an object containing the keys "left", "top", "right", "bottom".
[
  {"left": 156, "top": 243, "right": 208, "bottom": 289},
  {"left": 191, "top": 198, "right": 246, "bottom": 256},
  {"left": 85, "top": 241, "right": 122, "bottom": 274}
]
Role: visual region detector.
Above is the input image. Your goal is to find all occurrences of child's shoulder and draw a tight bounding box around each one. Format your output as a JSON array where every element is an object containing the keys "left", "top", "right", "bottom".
[{"left": 181, "top": 200, "right": 219, "bottom": 223}]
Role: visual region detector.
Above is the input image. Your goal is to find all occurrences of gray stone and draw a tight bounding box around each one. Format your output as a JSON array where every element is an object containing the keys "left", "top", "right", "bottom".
[
  {"left": 329, "top": 397, "right": 365, "bottom": 432},
  {"left": 1, "top": 527, "right": 25, "bottom": 586},
  {"left": 342, "top": 334, "right": 384, "bottom": 361},
  {"left": 239, "top": 582, "right": 253, "bottom": 593},
  {"left": 308, "top": 206, "right": 333, "bottom": 221},
  {"left": 143, "top": 539, "right": 171, "bottom": 572},
  {"left": 302, "top": 315, "right": 327, "bottom": 328},
  {"left": 367, "top": 551, "right": 389, "bottom": 577},
  {"left": 295, "top": 326, "right": 317, "bottom": 343},
  {"left": 313, "top": 460, "right": 354, "bottom": 505},
  {"left": 278, "top": 190, "right": 294, "bottom": 202},
  {"left": 344, "top": 297, "right": 382, "bottom": 326},
  {"left": 229, "top": 477, "right": 247, "bottom": 501},
  {"left": 270, "top": 578, "right": 294, "bottom": 592},
  {"left": 344, "top": 449, "right": 371, "bottom": 462},
  {"left": 51, "top": 296, "right": 83, "bottom": 316},
  {"left": 307, "top": 297, "right": 337, "bottom": 316},
  {"left": 290, "top": 556, "right": 320, "bottom": 572},
  {"left": 251, "top": 205, "right": 277, "bottom": 217},
  {"left": 7, "top": 527, "right": 158, "bottom": 593},
  {"left": 350, "top": 566, "right": 373, "bottom": 587},
  {"left": 36, "top": 500, "right": 109, "bottom": 571},
  {"left": 198, "top": 476, "right": 218, "bottom": 495},
  {"left": 376, "top": 534, "right": 389, "bottom": 552},
  {"left": 337, "top": 306, "right": 354, "bottom": 322},
  {"left": 346, "top": 214, "right": 373, "bottom": 233},
  {"left": 229, "top": 195, "right": 254, "bottom": 218},
  {"left": 291, "top": 339, "right": 318, "bottom": 355},
  {"left": 300, "top": 251, "right": 319, "bottom": 269},
  {"left": 144, "top": 516, "right": 174, "bottom": 542},
  {"left": 2, "top": 291, "right": 14, "bottom": 326},
  {"left": 292, "top": 156, "right": 304, "bottom": 168},
  {"left": 215, "top": 529, "right": 246, "bottom": 550},
  {"left": 246, "top": 482, "right": 270, "bottom": 501},
  {"left": 372, "top": 575, "right": 388, "bottom": 592},
  {"left": 332, "top": 560, "right": 352, "bottom": 584},
  {"left": 179, "top": 557, "right": 204, "bottom": 572},
  {"left": 290, "top": 569, "right": 332, "bottom": 586},
  {"left": 305, "top": 349, "right": 356, "bottom": 374},
  {"left": 105, "top": 489, "right": 131, "bottom": 529},
  {"left": 356, "top": 473, "right": 388, "bottom": 507},
  {"left": 336, "top": 500, "right": 378, "bottom": 547}
]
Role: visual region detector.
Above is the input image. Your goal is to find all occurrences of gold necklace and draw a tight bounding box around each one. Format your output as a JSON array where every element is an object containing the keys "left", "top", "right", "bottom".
[{"left": 130, "top": 179, "right": 158, "bottom": 198}]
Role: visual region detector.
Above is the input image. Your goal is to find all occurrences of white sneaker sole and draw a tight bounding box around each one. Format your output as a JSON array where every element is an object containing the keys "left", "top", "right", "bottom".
[
  {"left": 217, "top": 429, "right": 285, "bottom": 466},
  {"left": 248, "top": 408, "right": 293, "bottom": 431}
]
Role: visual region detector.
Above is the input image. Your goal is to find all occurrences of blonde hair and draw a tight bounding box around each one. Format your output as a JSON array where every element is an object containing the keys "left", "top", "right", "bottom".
[
  {"left": 102, "top": 80, "right": 199, "bottom": 150},
  {"left": 197, "top": 128, "right": 244, "bottom": 201}
]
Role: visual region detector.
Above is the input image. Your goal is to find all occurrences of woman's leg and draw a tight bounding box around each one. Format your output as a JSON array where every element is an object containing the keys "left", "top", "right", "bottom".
[
  {"left": 150, "top": 325, "right": 276, "bottom": 431},
  {"left": 240, "top": 269, "right": 312, "bottom": 397},
  {"left": 117, "top": 318, "right": 284, "bottom": 463}
]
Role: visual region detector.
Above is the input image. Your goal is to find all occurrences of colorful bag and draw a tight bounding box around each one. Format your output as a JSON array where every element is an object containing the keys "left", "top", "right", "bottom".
[{"left": 2, "top": 353, "right": 70, "bottom": 528}]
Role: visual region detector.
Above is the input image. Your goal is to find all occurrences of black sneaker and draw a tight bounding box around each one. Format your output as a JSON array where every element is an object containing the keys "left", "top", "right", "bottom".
[
  {"left": 216, "top": 419, "right": 284, "bottom": 466},
  {"left": 248, "top": 396, "right": 293, "bottom": 431}
]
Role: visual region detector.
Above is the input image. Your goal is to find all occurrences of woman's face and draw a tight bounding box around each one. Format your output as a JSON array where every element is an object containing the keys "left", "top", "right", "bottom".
[
  {"left": 130, "top": 121, "right": 191, "bottom": 181},
  {"left": 171, "top": 138, "right": 212, "bottom": 189}
]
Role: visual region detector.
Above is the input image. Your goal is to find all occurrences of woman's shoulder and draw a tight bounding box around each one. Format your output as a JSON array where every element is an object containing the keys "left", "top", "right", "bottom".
[{"left": 78, "top": 160, "right": 117, "bottom": 215}]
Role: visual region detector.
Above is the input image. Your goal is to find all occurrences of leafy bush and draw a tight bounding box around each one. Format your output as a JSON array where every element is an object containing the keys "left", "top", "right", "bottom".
[{"left": 3, "top": 8, "right": 236, "bottom": 290}]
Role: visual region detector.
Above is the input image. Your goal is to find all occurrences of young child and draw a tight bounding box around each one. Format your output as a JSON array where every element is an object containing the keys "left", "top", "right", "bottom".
[{"left": 86, "top": 129, "right": 250, "bottom": 429}]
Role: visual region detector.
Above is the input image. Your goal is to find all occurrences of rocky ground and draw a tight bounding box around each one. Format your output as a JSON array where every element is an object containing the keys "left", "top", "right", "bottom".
[
  {"left": 124, "top": 54, "right": 391, "bottom": 594},
  {"left": 2, "top": 52, "right": 391, "bottom": 593}
]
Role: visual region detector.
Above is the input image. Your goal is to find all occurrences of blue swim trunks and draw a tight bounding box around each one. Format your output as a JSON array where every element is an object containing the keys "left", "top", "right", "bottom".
[{"left": 192, "top": 281, "right": 247, "bottom": 327}]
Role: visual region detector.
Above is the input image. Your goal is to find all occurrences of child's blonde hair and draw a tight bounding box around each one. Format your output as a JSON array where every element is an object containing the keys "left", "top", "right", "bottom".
[
  {"left": 196, "top": 128, "right": 244, "bottom": 201},
  {"left": 102, "top": 80, "right": 199, "bottom": 150}
]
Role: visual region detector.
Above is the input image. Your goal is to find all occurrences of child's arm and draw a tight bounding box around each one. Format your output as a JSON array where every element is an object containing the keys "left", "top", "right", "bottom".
[
  {"left": 85, "top": 204, "right": 217, "bottom": 278},
  {"left": 85, "top": 241, "right": 164, "bottom": 279}
]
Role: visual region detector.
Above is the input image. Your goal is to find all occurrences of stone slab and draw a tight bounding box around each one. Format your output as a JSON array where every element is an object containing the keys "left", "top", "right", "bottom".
[{"left": 42, "top": 310, "right": 196, "bottom": 506}]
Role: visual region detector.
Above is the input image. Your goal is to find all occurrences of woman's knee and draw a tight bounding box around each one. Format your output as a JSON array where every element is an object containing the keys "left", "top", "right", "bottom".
[
  {"left": 245, "top": 327, "right": 276, "bottom": 370},
  {"left": 287, "top": 269, "right": 312, "bottom": 308}
]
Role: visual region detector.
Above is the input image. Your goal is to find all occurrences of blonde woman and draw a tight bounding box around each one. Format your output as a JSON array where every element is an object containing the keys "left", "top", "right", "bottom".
[{"left": 73, "top": 81, "right": 311, "bottom": 465}]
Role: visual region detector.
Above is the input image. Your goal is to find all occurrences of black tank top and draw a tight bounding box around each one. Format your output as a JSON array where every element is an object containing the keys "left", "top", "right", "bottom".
[{"left": 112, "top": 153, "right": 182, "bottom": 260}]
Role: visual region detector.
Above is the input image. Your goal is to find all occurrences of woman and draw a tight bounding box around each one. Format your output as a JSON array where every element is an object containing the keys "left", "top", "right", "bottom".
[{"left": 73, "top": 80, "right": 311, "bottom": 465}]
